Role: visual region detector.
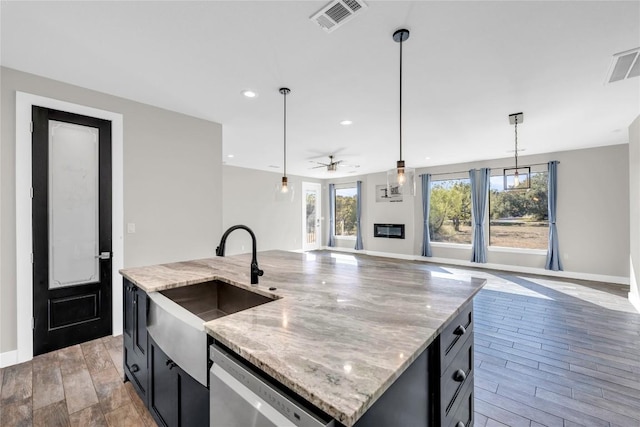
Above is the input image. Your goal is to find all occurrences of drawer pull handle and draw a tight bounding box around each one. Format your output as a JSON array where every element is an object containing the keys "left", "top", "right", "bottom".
[
  {"left": 455, "top": 422, "right": 465, "bottom": 427},
  {"left": 131, "top": 364, "right": 139, "bottom": 373},
  {"left": 453, "top": 325, "right": 466, "bottom": 336},
  {"left": 166, "top": 359, "right": 177, "bottom": 370},
  {"left": 453, "top": 369, "right": 466, "bottom": 382}
]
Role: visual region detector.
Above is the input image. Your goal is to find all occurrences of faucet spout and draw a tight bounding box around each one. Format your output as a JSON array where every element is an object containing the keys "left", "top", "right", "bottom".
[{"left": 216, "top": 225, "right": 264, "bottom": 285}]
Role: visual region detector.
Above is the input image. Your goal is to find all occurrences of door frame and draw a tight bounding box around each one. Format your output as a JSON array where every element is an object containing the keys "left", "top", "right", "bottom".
[
  {"left": 301, "top": 182, "right": 322, "bottom": 251},
  {"left": 16, "top": 92, "right": 124, "bottom": 363}
]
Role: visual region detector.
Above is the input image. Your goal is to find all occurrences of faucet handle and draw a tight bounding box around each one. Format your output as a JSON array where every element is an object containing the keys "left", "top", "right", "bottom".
[{"left": 257, "top": 268, "right": 264, "bottom": 277}]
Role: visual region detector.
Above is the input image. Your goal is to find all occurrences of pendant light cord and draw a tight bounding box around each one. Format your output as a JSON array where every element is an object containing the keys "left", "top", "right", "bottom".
[
  {"left": 514, "top": 116, "right": 518, "bottom": 169},
  {"left": 283, "top": 90, "right": 287, "bottom": 178},
  {"left": 399, "top": 35, "right": 403, "bottom": 161}
]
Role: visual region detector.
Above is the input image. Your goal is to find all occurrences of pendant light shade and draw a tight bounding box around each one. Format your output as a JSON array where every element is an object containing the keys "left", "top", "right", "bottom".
[
  {"left": 387, "top": 28, "right": 415, "bottom": 197},
  {"left": 504, "top": 112, "right": 530, "bottom": 190},
  {"left": 275, "top": 87, "right": 295, "bottom": 202}
]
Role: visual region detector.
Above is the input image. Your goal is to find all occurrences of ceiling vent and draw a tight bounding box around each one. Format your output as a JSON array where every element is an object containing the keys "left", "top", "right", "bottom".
[
  {"left": 607, "top": 47, "right": 640, "bottom": 83},
  {"left": 310, "top": 0, "right": 367, "bottom": 33}
]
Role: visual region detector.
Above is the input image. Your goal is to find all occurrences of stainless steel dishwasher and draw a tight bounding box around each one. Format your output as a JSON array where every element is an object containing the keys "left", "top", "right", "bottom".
[{"left": 210, "top": 344, "right": 335, "bottom": 427}]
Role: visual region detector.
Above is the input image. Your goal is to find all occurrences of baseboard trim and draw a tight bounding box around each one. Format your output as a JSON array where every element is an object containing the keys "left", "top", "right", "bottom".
[
  {"left": 629, "top": 292, "right": 640, "bottom": 313},
  {"left": 322, "top": 247, "right": 630, "bottom": 286},
  {"left": 0, "top": 350, "right": 18, "bottom": 368}
]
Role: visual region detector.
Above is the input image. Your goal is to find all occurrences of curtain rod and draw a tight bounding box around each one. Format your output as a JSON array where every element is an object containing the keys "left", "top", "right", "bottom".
[{"left": 422, "top": 161, "right": 559, "bottom": 177}]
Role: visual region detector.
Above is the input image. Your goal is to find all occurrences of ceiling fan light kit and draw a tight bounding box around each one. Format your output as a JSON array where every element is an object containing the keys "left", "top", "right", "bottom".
[
  {"left": 310, "top": 154, "right": 359, "bottom": 173},
  {"left": 387, "top": 28, "right": 415, "bottom": 197},
  {"left": 504, "top": 112, "right": 530, "bottom": 191}
]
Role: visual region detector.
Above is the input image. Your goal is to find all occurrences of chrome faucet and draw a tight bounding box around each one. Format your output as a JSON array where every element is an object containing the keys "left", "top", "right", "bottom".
[{"left": 216, "top": 225, "right": 264, "bottom": 285}]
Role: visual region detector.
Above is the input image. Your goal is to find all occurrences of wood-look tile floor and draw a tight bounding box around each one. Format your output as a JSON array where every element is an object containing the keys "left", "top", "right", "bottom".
[
  {"left": 0, "top": 335, "right": 156, "bottom": 427},
  {"left": 1, "top": 271, "right": 639, "bottom": 427},
  {"left": 436, "top": 267, "right": 640, "bottom": 427}
]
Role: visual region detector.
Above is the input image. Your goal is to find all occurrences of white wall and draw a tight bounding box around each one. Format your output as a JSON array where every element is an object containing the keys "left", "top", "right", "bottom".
[
  {"left": 1, "top": 67, "right": 222, "bottom": 353},
  {"left": 221, "top": 166, "right": 321, "bottom": 255},
  {"left": 364, "top": 172, "right": 415, "bottom": 255},
  {"left": 326, "top": 144, "right": 630, "bottom": 281},
  {"left": 629, "top": 116, "right": 640, "bottom": 310}
]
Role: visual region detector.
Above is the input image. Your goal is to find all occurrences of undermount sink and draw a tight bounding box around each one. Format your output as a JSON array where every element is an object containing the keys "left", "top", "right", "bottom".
[
  {"left": 147, "top": 280, "right": 276, "bottom": 387},
  {"left": 160, "top": 280, "right": 276, "bottom": 322}
]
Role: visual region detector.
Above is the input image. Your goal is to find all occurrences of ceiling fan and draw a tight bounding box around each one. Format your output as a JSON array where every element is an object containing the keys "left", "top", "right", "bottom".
[{"left": 310, "top": 155, "right": 359, "bottom": 173}]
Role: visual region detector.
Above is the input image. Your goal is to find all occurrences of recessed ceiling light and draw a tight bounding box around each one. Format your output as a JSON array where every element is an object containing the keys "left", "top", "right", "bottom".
[
  {"left": 340, "top": 120, "right": 353, "bottom": 126},
  {"left": 227, "top": 154, "right": 235, "bottom": 158},
  {"left": 425, "top": 157, "right": 431, "bottom": 160},
  {"left": 241, "top": 90, "right": 258, "bottom": 98},
  {"left": 268, "top": 165, "right": 280, "bottom": 169}
]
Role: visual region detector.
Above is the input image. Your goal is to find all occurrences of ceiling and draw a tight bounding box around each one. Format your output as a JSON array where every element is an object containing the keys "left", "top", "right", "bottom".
[{"left": 2, "top": 1, "right": 639, "bottom": 178}]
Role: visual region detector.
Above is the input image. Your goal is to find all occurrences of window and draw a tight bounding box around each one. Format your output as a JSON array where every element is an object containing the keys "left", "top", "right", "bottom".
[
  {"left": 334, "top": 185, "right": 358, "bottom": 238},
  {"left": 429, "top": 178, "right": 472, "bottom": 244},
  {"left": 489, "top": 171, "right": 549, "bottom": 249}
]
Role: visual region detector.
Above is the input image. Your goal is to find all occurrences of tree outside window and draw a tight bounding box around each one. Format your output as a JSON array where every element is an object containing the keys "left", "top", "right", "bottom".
[
  {"left": 489, "top": 171, "right": 548, "bottom": 249},
  {"left": 334, "top": 186, "right": 357, "bottom": 237},
  {"left": 429, "top": 179, "right": 472, "bottom": 244}
]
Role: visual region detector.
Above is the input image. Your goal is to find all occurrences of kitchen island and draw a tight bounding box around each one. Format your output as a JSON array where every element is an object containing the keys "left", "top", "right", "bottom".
[{"left": 120, "top": 250, "right": 485, "bottom": 427}]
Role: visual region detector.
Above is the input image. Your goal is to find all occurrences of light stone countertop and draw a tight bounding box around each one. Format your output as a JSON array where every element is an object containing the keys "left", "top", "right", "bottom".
[{"left": 120, "top": 250, "right": 485, "bottom": 426}]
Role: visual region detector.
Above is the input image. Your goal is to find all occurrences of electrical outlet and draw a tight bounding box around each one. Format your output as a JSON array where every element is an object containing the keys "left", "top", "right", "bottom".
[{"left": 564, "top": 253, "right": 569, "bottom": 260}]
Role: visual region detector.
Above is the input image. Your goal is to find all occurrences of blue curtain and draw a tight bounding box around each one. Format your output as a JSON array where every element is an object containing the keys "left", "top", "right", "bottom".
[
  {"left": 470, "top": 168, "right": 490, "bottom": 263},
  {"left": 545, "top": 161, "right": 563, "bottom": 270},
  {"left": 355, "top": 181, "right": 363, "bottom": 250},
  {"left": 421, "top": 174, "right": 432, "bottom": 257},
  {"left": 328, "top": 184, "right": 336, "bottom": 247}
]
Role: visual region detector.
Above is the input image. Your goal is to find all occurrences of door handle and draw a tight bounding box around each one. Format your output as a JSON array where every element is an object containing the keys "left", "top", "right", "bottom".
[{"left": 96, "top": 252, "right": 111, "bottom": 260}]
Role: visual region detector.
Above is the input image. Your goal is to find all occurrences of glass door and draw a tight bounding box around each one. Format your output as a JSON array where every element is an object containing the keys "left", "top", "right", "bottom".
[{"left": 302, "top": 182, "right": 322, "bottom": 251}]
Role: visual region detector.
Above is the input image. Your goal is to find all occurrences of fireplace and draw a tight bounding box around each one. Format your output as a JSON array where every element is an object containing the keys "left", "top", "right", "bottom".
[{"left": 373, "top": 223, "right": 405, "bottom": 239}]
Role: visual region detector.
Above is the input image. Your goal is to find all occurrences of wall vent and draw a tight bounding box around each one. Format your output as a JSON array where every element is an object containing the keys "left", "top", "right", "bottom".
[
  {"left": 310, "top": 0, "right": 367, "bottom": 33},
  {"left": 607, "top": 47, "right": 640, "bottom": 83}
]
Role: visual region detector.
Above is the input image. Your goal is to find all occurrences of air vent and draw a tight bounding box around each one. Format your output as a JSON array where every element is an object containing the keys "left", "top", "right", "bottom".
[
  {"left": 607, "top": 47, "right": 640, "bottom": 83},
  {"left": 310, "top": 0, "right": 367, "bottom": 33}
]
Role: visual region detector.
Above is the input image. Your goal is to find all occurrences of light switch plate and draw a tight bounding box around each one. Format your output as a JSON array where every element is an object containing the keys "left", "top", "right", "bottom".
[{"left": 127, "top": 223, "right": 136, "bottom": 234}]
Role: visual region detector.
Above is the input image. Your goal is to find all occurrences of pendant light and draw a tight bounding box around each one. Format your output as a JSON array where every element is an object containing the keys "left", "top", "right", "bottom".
[
  {"left": 275, "top": 87, "right": 294, "bottom": 201},
  {"left": 504, "top": 112, "right": 530, "bottom": 190},
  {"left": 387, "top": 28, "right": 415, "bottom": 196}
]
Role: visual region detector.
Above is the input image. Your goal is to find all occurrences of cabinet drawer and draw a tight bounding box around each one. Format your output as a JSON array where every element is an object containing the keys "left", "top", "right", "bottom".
[
  {"left": 124, "top": 345, "right": 148, "bottom": 399},
  {"left": 441, "top": 334, "right": 473, "bottom": 421},
  {"left": 447, "top": 373, "right": 474, "bottom": 427},
  {"left": 440, "top": 302, "right": 473, "bottom": 375}
]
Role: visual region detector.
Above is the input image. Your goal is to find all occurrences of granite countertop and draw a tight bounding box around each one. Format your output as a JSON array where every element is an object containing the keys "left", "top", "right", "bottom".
[{"left": 120, "top": 250, "right": 485, "bottom": 426}]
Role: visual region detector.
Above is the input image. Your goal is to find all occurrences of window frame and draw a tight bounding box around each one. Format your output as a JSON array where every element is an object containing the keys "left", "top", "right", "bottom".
[
  {"left": 428, "top": 174, "right": 473, "bottom": 246},
  {"left": 333, "top": 182, "right": 358, "bottom": 240},
  {"left": 487, "top": 165, "right": 549, "bottom": 252}
]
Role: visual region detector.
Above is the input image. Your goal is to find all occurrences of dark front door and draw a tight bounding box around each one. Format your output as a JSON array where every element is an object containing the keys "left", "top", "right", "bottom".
[{"left": 32, "top": 106, "right": 112, "bottom": 355}]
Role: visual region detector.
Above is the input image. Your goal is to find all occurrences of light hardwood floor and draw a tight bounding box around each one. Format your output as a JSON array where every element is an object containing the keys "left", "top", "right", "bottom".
[{"left": 1, "top": 269, "right": 639, "bottom": 427}]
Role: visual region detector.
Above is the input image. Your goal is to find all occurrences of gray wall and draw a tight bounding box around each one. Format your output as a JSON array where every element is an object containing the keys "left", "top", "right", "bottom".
[
  {"left": 221, "top": 166, "right": 321, "bottom": 256},
  {"left": 1, "top": 67, "right": 222, "bottom": 353},
  {"left": 325, "top": 144, "right": 630, "bottom": 279},
  {"left": 629, "top": 116, "right": 640, "bottom": 305}
]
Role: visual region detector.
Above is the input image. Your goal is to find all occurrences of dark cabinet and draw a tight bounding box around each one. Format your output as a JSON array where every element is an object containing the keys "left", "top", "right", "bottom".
[
  {"left": 438, "top": 301, "right": 474, "bottom": 427},
  {"left": 149, "top": 337, "right": 209, "bottom": 427},
  {"left": 123, "top": 279, "right": 149, "bottom": 405}
]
